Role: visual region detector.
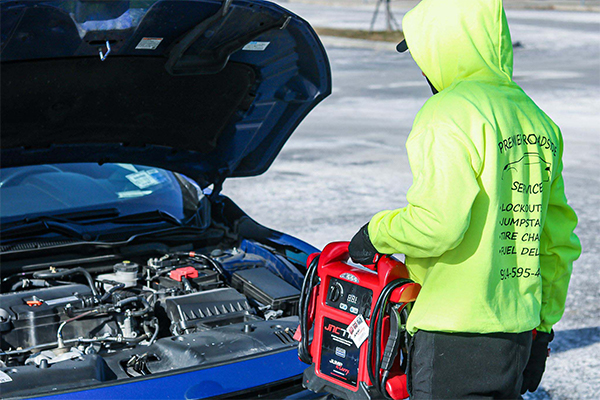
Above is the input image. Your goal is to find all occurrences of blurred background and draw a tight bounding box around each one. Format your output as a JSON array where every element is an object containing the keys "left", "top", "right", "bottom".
[{"left": 224, "top": 0, "right": 600, "bottom": 398}]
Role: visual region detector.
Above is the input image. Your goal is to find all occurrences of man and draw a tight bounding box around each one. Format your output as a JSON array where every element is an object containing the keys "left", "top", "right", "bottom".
[{"left": 348, "top": 0, "right": 582, "bottom": 398}]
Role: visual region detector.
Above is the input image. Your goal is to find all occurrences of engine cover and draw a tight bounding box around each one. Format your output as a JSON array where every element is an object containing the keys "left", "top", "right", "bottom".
[
  {"left": 161, "top": 287, "right": 255, "bottom": 332},
  {"left": 0, "top": 284, "right": 92, "bottom": 349}
]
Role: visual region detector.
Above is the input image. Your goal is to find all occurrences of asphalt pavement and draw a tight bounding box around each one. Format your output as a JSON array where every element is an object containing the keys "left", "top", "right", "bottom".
[{"left": 224, "top": 2, "right": 600, "bottom": 398}]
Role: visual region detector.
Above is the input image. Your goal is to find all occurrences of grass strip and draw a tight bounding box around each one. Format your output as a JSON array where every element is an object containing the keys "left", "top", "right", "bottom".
[{"left": 314, "top": 27, "right": 404, "bottom": 42}]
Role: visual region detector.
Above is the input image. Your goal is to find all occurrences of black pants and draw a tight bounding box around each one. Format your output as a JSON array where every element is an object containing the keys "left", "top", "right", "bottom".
[{"left": 407, "top": 330, "right": 532, "bottom": 399}]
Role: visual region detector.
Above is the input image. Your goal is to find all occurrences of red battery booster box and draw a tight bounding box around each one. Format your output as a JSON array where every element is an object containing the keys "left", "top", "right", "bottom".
[{"left": 297, "top": 242, "right": 420, "bottom": 400}]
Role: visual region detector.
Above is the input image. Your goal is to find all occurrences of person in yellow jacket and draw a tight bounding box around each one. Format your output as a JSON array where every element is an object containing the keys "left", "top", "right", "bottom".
[{"left": 348, "top": 0, "right": 582, "bottom": 398}]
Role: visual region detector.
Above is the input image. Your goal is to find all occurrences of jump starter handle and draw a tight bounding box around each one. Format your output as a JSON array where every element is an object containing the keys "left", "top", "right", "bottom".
[{"left": 318, "top": 241, "right": 392, "bottom": 273}]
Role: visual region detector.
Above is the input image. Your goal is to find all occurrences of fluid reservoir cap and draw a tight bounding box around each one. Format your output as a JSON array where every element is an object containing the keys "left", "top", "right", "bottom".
[{"left": 114, "top": 261, "right": 139, "bottom": 274}]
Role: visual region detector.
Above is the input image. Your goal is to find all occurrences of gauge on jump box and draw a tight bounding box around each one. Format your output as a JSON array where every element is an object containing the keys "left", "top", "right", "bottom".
[{"left": 325, "top": 277, "right": 372, "bottom": 317}]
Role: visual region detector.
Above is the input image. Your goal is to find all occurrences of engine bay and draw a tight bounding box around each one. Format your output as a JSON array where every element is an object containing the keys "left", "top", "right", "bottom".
[{"left": 0, "top": 241, "right": 304, "bottom": 398}]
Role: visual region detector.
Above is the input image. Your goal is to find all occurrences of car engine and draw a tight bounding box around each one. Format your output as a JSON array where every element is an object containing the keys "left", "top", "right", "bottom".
[{"left": 0, "top": 243, "right": 303, "bottom": 397}]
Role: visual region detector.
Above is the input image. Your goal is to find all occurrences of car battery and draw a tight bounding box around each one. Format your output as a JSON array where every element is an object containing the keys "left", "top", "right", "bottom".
[{"left": 299, "top": 242, "right": 420, "bottom": 400}]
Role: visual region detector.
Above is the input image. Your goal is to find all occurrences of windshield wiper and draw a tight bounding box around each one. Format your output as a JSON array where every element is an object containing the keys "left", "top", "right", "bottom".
[
  {"left": 50, "top": 208, "right": 121, "bottom": 222},
  {"left": 109, "top": 210, "right": 184, "bottom": 226},
  {"left": 2, "top": 210, "right": 183, "bottom": 240},
  {"left": 0, "top": 222, "right": 206, "bottom": 255},
  {"left": 0, "top": 209, "right": 121, "bottom": 241},
  {"left": 0, "top": 210, "right": 193, "bottom": 254},
  {"left": 1, "top": 219, "right": 91, "bottom": 241},
  {"left": 2, "top": 208, "right": 120, "bottom": 226}
]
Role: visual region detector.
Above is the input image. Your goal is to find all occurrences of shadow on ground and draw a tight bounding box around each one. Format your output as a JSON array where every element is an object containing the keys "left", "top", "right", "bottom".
[
  {"left": 524, "top": 387, "right": 553, "bottom": 400},
  {"left": 553, "top": 326, "right": 600, "bottom": 353}
]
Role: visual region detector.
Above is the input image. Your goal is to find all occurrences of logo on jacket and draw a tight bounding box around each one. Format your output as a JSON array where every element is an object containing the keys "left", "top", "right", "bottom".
[{"left": 502, "top": 152, "right": 551, "bottom": 182}]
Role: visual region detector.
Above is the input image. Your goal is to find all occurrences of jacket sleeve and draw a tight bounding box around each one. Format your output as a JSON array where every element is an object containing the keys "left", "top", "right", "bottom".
[
  {"left": 367, "top": 124, "right": 482, "bottom": 258},
  {"left": 537, "top": 157, "right": 581, "bottom": 333}
]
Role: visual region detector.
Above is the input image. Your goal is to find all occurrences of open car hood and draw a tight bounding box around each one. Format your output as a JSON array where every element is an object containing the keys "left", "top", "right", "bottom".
[{"left": 0, "top": 0, "right": 331, "bottom": 188}]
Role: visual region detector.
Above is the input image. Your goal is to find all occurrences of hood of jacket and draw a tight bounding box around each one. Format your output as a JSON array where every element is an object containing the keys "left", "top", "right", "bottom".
[{"left": 402, "top": 0, "right": 513, "bottom": 92}]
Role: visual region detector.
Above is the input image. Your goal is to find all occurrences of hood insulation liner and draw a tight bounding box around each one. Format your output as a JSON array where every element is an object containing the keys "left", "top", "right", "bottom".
[{"left": 1, "top": 57, "right": 255, "bottom": 154}]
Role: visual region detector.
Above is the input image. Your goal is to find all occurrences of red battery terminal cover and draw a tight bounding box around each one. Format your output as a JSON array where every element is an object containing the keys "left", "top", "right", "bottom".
[{"left": 169, "top": 266, "right": 199, "bottom": 281}]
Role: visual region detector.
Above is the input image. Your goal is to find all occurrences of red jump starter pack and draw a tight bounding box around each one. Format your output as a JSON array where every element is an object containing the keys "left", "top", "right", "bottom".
[{"left": 297, "top": 242, "right": 420, "bottom": 400}]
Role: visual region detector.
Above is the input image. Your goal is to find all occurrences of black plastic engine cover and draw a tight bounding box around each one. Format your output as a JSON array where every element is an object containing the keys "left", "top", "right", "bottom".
[
  {"left": 161, "top": 287, "right": 254, "bottom": 331},
  {"left": 0, "top": 284, "right": 92, "bottom": 349}
]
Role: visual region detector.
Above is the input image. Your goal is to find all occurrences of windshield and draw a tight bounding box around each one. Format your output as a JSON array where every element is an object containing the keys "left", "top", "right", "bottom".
[{"left": 0, "top": 163, "right": 202, "bottom": 222}]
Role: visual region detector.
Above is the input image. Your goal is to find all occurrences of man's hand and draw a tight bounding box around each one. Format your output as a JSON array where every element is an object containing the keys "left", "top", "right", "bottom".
[
  {"left": 348, "top": 224, "right": 380, "bottom": 265},
  {"left": 521, "top": 330, "right": 554, "bottom": 394}
]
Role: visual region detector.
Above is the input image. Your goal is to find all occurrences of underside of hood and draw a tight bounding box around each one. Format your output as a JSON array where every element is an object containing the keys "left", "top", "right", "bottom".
[{"left": 1, "top": 0, "right": 331, "bottom": 188}]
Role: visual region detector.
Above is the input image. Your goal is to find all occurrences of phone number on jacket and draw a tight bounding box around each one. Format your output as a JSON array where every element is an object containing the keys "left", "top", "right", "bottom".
[{"left": 499, "top": 267, "right": 541, "bottom": 280}]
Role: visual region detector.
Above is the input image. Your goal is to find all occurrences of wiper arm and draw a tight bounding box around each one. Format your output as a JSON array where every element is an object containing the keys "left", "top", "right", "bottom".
[
  {"left": 2, "top": 208, "right": 120, "bottom": 226},
  {"left": 50, "top": 208, "right": 120, "bottom": 222},
  {"left": 110, "top": 210, "right": 183, "bottom": 226},
  {"left": 1, "top": 211, "right": 192, "bottom": 255},
  {"left": 2, "top": 210, "right": 181, "bottom": 242},
  {"left": 0, "top": 224, "right": 206, "bottom": 255},
  {"left": 1, "top": 208, "right": 121, "bottom": 239},
  {"left": 1, "top": 219, "right": 90, "bottom": 241}
]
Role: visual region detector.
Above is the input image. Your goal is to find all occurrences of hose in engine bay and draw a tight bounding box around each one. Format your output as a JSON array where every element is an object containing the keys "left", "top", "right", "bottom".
[
  {"left": 32, "top": 267, "right": 99, "bottom": 298},
  {"left": 175, "top": 251, "right": 227, "bottom": 281},
  {"left": 57, "top": 309, "right": 100, "bottom": 348}
]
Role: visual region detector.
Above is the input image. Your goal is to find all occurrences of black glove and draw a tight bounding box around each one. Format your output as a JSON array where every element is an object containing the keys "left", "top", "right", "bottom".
[
  {"left": 521, "top": 330, "right": 554, "bottom": 394},
  {"left": 348, "top": 224, "right": 380, "bottom": 265}
]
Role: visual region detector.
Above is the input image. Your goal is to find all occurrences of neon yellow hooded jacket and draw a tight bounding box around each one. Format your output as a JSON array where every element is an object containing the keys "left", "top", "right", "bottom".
[{"left": 367, "top": 0, "right": 581, "bottom": 334}]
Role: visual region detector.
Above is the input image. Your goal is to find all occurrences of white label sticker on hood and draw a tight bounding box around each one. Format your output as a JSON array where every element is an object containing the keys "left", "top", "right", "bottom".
[
  {"left": 135, "top": 37, "right": 163, "bottom": 50},
  {"left": 0, "top": 371, "right": 13, "bottom": 383},
  {"left": 242, "top": 41, "right": 270, "bottom": 51}
]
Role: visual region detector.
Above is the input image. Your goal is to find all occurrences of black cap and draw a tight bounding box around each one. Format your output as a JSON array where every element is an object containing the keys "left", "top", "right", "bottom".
[{"left": 396, "top": 39, "right": 408, "bottom": 53}]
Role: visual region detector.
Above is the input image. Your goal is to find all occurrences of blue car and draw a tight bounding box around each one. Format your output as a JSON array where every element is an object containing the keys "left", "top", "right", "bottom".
[{"left": 0, "top": 0, "right": 331, "bottom": 398}]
